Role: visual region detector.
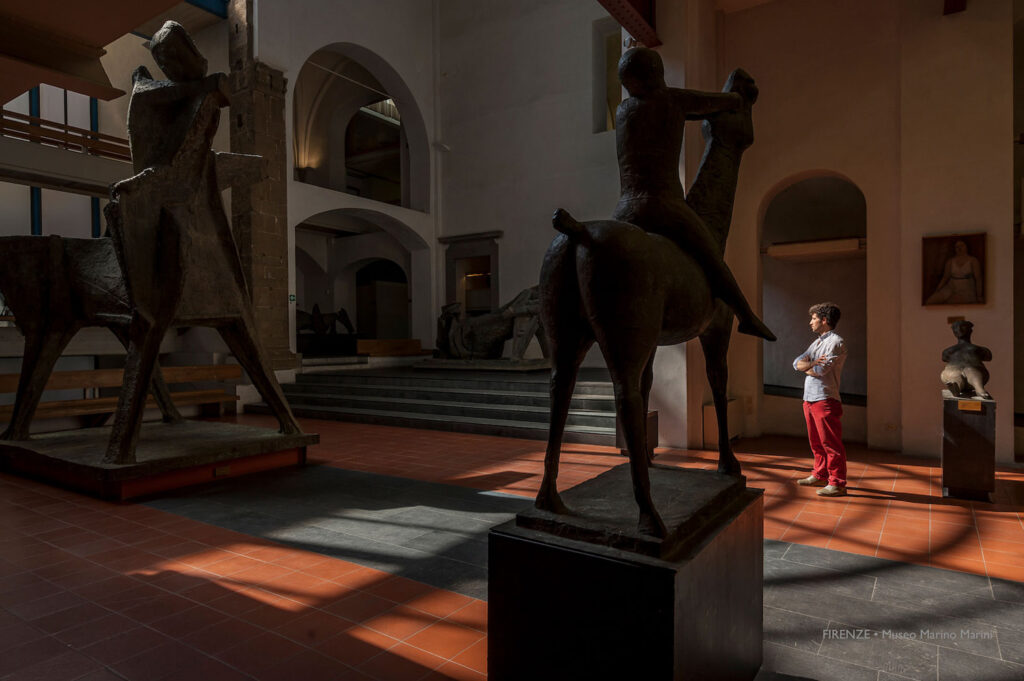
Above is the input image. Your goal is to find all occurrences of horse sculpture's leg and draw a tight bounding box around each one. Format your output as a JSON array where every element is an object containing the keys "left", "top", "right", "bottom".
[
  {"left": 1, "top": 326, "right": 79, "bottom": 440},
  {"left": 608, "top": 351, "right": 666, "bottom": 538},
  {"left": 640, "top": 353, "right": 655, "bottom": 464},
  {"left": 217, "top": 317, "right": 301, "bottom": 435},
  {"left": 109, "top": 326, "right": 182, "bottom": 424},
  {"left": 105, "top": 317, "right": 166, "bottom": 464},
  {"left": 699, "top": 306, "right": 741, "bottom": 475},
  {"left": 536, "top": 232, "right": 592, "bottom": 515},
  {"left": 536, "top": 330, "right": 592, "bottom": 514}
]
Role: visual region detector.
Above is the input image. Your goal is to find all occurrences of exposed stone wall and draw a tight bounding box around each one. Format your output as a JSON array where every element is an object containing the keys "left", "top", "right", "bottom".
[{"left": 228, "top": 0, "right": 295, "bottom": 369}]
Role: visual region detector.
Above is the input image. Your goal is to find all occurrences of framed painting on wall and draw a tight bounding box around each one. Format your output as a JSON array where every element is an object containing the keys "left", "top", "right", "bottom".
[{"left": 922, "top": 232, "right": 986, "bottom": 306}]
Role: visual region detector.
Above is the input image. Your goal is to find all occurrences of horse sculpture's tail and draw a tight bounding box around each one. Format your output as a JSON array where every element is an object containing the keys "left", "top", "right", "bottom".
[{"left": 551, "top": 208, "right": 588, "bottom": 242}]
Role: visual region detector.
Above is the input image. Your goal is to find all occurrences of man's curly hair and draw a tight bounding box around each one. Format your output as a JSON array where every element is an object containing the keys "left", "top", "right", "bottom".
[{"left": 808, "top": 302, "right": 841, "bottom": 328}]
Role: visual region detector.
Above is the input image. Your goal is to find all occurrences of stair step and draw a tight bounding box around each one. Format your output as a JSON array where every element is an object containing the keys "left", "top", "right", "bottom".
[
  {"left": 281, "top": 393, "right": 613, "bottom": 428},
  {"left": 282, "top": 382, "right": 615, "bottom": 411},
  {"left": 295, "top": 368, "right": 614, "bottom": 396},
  {"left": 246, "top": 402, "right": 616, "bottom": 446}
]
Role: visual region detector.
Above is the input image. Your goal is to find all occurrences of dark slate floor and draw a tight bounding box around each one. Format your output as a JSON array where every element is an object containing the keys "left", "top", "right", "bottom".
[
  {"left": 148, "top": 466, "right": 1024, "bottom": 680},
  {"left": 758, "top": 540, "right": 1024, "bottom": 681},
  {"left": 146, "top": 466, "right": 529, "bottom": 600}
]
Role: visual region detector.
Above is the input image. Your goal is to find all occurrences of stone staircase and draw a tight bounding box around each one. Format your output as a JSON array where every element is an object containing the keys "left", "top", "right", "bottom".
[{"left": 246, "top": 366, "right": 617, "bottom": 445}]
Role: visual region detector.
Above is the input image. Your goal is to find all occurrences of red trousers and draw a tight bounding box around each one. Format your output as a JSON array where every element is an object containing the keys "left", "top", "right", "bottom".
[{"left": 803, "top": 398, "right": 846, "bottom": 487}]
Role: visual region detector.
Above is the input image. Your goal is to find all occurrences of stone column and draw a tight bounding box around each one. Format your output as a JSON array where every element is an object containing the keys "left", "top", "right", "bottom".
[{"left": 228, "top": 0, "right": 296, "bottom": 370}]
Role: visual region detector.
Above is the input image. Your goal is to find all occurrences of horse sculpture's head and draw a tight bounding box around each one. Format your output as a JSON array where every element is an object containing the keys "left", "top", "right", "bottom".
[{"left": 702, "top": 68, "right": 757, "bottom": 151}]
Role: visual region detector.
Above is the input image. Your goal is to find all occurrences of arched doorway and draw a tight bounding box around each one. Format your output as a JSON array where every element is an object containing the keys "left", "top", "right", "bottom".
[
  {"left": 292, "top": 43, "right": 429, "bottom": 211},
  {"left": 355, "top": 259, "right": 409, "bottom": 339},
  {"left": 760, "top": 175, "right": 868, "bottom": 431},
  {"left": 293, "top": 208, "right": 427, "bottom": 355}
]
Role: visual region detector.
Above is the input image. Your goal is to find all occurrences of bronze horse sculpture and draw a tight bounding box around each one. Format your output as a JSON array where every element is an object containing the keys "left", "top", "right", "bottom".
[
  {"left": 0, "top": 235, "right": 183, "bottom": 440},
  {"left": 536, "top": 68, "right": 762, "bottom": 537}
]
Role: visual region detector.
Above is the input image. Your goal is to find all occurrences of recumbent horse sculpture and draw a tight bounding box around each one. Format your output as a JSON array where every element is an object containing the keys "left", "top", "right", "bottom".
[{"left": 536, "top": 68, "right": 762, "bottom": 537}]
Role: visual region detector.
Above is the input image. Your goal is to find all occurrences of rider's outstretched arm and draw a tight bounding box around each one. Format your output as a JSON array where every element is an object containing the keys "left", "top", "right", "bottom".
[{"left": 669, "top": 88, "right": 743, "bottom": 120}]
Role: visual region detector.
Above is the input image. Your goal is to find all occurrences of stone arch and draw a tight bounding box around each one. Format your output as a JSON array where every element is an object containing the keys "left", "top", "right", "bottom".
[
  {"left": 293, "top": 207, "right": 431, "bottom": 348},
  {"left": 293, "top": 43, "right": 430, "bottom": 212},
  {"left": 353, "top": 258, "right": 409, "bottom": 339},
  {"left": 759, "top": 173, "right": 868, "bottom": 411},
  {"left": 294, "top": 245, "right": 330, "bottom": 314}
]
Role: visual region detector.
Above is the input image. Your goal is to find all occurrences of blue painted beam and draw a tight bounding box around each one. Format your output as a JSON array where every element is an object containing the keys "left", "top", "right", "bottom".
[
  {"left": 28, "top": 87, "right": 41, "bottom": 235},
  {"left": 90, "top": 97, "right": 101, "bottom": 237},
  {"left": 186, "top": 0, "right": 227, "bottom": 18}
]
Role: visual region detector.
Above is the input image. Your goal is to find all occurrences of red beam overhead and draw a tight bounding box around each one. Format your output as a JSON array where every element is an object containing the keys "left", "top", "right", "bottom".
[
  {"left": 944, "top": 0, "right": 967, "bottom": 14},
  {"left": 0, "top": 0, "right": 181, "bottom": 102},
  {"left": 598, "top": 0, "right": 661, "bottom": 48}
]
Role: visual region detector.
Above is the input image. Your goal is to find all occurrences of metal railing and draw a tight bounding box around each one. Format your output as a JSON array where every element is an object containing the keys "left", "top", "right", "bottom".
[{"left": 0, "top": 109, "right": 131, "bottom": 162}]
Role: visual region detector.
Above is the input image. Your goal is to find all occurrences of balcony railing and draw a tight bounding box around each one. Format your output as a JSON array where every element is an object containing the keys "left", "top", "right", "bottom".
[{"left": 0, "top": 109, "right": 131, "bottom": 162}]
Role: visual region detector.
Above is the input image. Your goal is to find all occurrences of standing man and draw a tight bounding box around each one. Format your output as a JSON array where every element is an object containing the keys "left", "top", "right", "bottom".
[{"left": 794, "top": 302, "right": 848, "bottom": 497}]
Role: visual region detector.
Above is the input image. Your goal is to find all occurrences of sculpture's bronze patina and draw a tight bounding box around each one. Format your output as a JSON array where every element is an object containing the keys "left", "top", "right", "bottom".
[
  {"left": 434, "top": 285, "right": 545, "bottom": 361},
  {"left": 0, "top": 236, "right": 183, "bottom": 440},
  {"left": 536, "top": 57, "right": 767, "bottom": 537},
  {"left": 103, "top": 21, "right": 300, "bottom": 464},
  {"left": 941, "top": 321, "right": 991, "bottom": 399},
  {"left": 614, "top": 49, "right": 773, "bottom": 343}
]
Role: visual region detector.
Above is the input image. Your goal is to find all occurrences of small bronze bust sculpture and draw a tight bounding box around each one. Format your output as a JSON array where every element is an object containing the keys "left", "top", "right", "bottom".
[{"left": 940, "top": 321, "right": 991, "bottom": 399}]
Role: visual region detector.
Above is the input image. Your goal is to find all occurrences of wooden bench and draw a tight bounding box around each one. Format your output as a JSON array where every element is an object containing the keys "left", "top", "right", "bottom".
[{"left": 0, "top": 365, "right": 242, "bottom": 423}]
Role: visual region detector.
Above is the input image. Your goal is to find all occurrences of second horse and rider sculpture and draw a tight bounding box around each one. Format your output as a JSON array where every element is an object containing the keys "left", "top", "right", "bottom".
[
  {"left": 535, "top": 48, "right": 775, "bottom": 538},
  {"left": 0, "top": 21, "right": 301, "bottom": 464}
]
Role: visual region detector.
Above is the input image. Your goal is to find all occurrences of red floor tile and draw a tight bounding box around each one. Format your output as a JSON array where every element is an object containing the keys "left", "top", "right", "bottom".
[
  {"left": 404, "top": 620, "right": 485, "bottom": 660},
  {"left": 1, "top": 418, "right": 1022, "bottom": 680},
  {"left": 358, "top": 643, "right": 447, "bottom": 680},
  {"left": 316, "top": 625, "right": 401, "bottom": 667}
]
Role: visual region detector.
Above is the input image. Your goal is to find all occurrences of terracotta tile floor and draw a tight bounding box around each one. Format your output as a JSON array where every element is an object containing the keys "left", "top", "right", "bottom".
[
  {"left": 1, "top": 415, "right": 1022, "bottom": 680},
  {"left": 269, "top": 416, "right": 1024, "bottom": 583}
]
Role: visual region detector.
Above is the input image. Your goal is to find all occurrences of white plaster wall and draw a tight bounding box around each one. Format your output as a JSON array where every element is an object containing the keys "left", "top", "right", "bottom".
[
  {"left": 898, "top": 0, "right": 1014, "bottom": 461},
  {"left": 716, "top": 0, "right": 903, "bottom": 450},
  {"left": 708, "top": 0, "right": 1013, "bottom": 461},
  {"left": 294, "top": 228, "right": 333, "bottom": 312},
  {"left": 255, "top": 0, "right": 439, "bottom": 349},
  {"left": 40, "top": 189, "right": 91, "bottom": 238},
  {"left": 0, "top": 184, "right": 30, "bottom": 237},
  {"left": 0, "top": 94, "right": 30, "bottom": 238},
  {"left": 438, "top": 0, "right": 620, "bottom": 302}
]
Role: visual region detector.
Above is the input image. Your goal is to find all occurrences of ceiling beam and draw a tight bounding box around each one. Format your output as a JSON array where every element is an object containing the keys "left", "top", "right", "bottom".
[
  {"left": 0, "top": 0, "right": 181, "bottom": 102},
  {"left": 597, "top": 0, "right": 661, "bottom": 48},
  {"left": 0, "top": 15, "right": 122, "bottom": 100},
  {"left": 944, "top": 0, "right": 967, "bottom": 15}
]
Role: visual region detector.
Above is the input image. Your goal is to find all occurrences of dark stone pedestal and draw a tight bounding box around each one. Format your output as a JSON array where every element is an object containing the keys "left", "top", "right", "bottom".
[
  {"left": 488, "top": 464, "right": 763, "bottom": 681},
  {"left": 0, "top": 421, "right": 318, "bottom": 500},
  {"left": 297, "top": 333, "right": 357, "bottom": 357},
  {"left": 942, "top": 390, "right": 995, "bottom": 501}
]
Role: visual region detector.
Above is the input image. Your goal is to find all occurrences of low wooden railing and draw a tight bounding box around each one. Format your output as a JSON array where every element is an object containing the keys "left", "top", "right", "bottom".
[
  {"left": 0, "top": 109, "right": 131, "bottom": 162},
  {"left": 0, "top": 364, "right": 242, "bottom": 422}
]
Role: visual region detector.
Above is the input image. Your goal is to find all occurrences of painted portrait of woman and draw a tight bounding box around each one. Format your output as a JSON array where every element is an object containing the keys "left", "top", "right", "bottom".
[{"left": 922, "top": 233, "right": 985, "bottom": 306}]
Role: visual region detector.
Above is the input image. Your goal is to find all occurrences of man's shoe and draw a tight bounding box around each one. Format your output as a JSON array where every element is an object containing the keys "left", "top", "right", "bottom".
[
  {"left": 817, "top": 485, "right": 847, "bottom": 497},
  {"left": 797, "top": 475, "right": 827, "bottom": 487}
]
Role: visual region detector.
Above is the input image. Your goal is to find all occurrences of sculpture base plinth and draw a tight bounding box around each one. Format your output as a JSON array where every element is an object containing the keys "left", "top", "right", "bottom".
[
  {"left": 488, "top": 465, "right": 763, "bottom": 681},
  {"left": 0, "top": 421, "right": 318, "bottom": 500},
  {"left": 297, "top": 333, "right": 357, "bottom": 357},
  {"left": 941, "top": 390, "right": 995, "bottom": 502}
]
